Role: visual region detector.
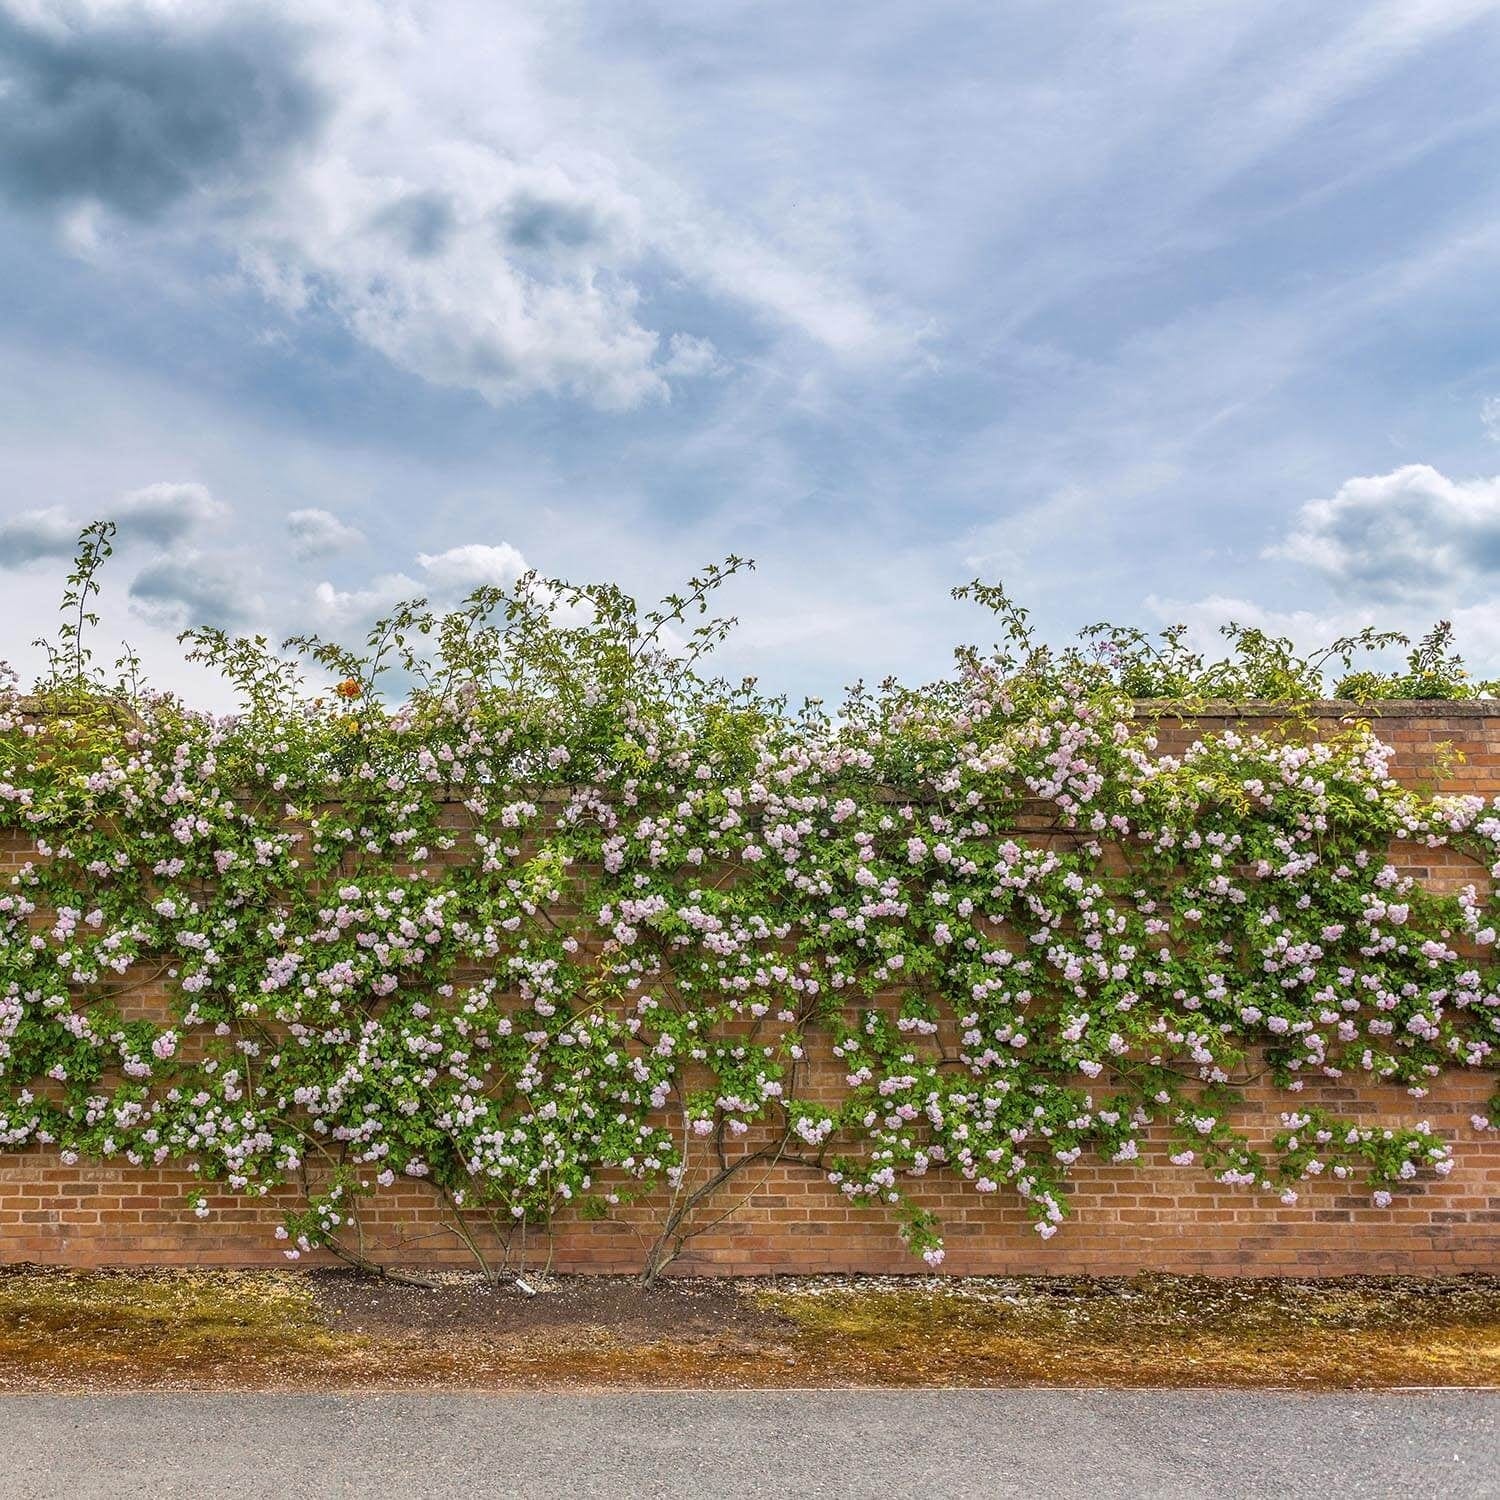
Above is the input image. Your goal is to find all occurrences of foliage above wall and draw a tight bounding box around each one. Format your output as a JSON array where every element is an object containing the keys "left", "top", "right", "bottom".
[{"left": 0, "top": 523, "right": 1495, "bottom": 1280}]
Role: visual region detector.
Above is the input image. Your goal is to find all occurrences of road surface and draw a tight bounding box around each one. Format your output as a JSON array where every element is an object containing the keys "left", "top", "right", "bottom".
[{"left": 0, "top": 1389, "right": 1494, "bottom": 1498}]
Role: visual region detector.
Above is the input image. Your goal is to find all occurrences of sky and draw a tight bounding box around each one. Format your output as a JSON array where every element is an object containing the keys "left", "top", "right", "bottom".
[{"left": 5, "top": 0, "right": 1500, "bottom": 706}]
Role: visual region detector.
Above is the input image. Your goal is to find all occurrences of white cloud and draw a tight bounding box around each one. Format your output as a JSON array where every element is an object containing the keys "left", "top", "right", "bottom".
[
  {"left": 1146, "top": 592, "right": 1381, "bottom": 649},
  {"left": 1145, "top": 590, "right": 1500, "bottom": 683},
  {"left": 1269, "top": 464, "right": 1500, "bottom": 601},
  {"left": 659, "top": 333, "right": 727, "bottom": 380},
  {"left": 215, "top": 10, "right": 684, "bottom": 410},
  {"left": 1483, "top": 395, "right": 1500, "bottom": 441},
  {"left": 242, "top": 152, "right": 669, "bottom": 409},
  {"left": 286, "top": 507, "right": 364, "bottom": 558},
  {"left": 416, "top": 542, "right": 528, "bottom": 593},
  {"left": 310, "top": 541, "right": 529, "bottom": 630},
  {"left": 0, "top": 506, "right": 81, "bottom": 566},
  {"left": 4, "top": 1, "right": 914, "bottom": 410},
  {"left": 310, "top": 572, "right": 420, "bottom": 626}
]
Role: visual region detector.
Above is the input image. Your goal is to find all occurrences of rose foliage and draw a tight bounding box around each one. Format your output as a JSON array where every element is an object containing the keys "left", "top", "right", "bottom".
[{"left": 0, "top": 524, "right": 1495, "bottom": 1280}]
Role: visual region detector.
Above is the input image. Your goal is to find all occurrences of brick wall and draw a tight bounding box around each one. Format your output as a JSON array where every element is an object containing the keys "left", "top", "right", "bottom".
[{"left": 1, "top": 703, "right": 1496, "bottom": 1277}]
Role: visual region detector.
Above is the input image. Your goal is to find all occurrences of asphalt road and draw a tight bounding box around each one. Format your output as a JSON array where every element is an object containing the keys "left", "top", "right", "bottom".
[{"left": 0, "top": 1390, "right": 1494, "bottom": 1499}]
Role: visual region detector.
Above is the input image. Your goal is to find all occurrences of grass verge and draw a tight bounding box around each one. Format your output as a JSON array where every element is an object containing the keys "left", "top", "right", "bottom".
[{"left": 0, "top": 1268, "right": 1494, "bottom": 1391}]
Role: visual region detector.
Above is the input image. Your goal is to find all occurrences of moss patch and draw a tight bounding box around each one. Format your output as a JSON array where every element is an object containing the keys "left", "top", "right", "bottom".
[
  {"left": 751, "top": 1274, "right": 1500, "bottom": 1388},
  {"left": 0, "top": 1266, "right": 349, "bottom": 1386}
]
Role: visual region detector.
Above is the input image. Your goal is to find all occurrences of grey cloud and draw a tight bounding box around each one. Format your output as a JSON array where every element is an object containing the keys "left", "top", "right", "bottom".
[
  {"left": 129, "top": 554, "right": 256, "bottom": 628},
  {"left": 0, "top": 506, "right": 79, "bottom": 566},
  {"left": 286, "top": 507, "right": 364, "bottom": 559},
  {"left": 115, "top": 483, "right": 225, "bottom": 545},
  {"left": 0, "top": 7, "right": 325, "bottom": 220},
  {"left": 499, "top": 191, "right": 608, "bottom": 252},
  {"left": 0, "top": 484, "right": 222, "bottom": 569},
  {"left": 372, "top": 190, "right": 455, "bottom": 259}
]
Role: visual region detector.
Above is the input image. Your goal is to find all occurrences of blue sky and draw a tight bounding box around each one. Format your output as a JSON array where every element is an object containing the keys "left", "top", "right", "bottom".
[{"left": 5, "top": 0, "right": 1500, "bottom": 704}]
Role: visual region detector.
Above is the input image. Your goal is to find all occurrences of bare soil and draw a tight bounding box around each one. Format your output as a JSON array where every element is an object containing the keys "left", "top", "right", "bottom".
[{"left": 315, "top": 1270, "right": 777, "bottom": 1343}]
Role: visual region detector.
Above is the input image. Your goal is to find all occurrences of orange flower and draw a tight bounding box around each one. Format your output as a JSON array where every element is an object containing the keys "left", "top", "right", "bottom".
[{"left": 335, "top": 678, "right": 362, "bottom": 700}]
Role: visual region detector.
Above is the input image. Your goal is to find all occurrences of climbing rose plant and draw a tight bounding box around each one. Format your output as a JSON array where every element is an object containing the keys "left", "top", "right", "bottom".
[{"left": 0, "top": 523, "right": 1495, "bottom": 1281}]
